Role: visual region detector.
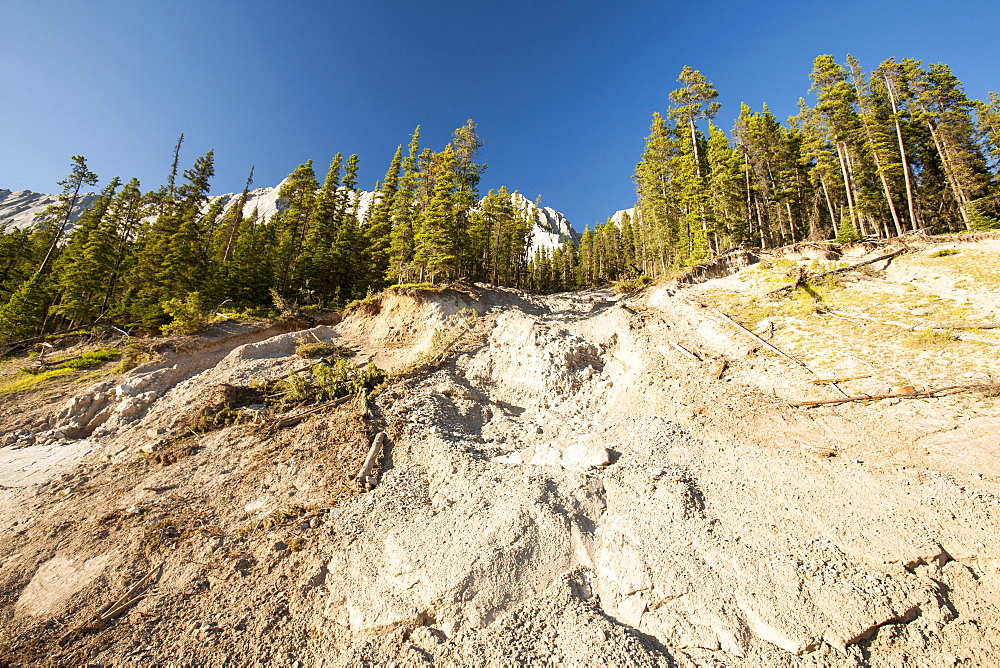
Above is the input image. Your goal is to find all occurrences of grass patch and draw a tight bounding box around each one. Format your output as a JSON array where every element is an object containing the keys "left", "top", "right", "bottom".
[
  {"left": 294, "top": 341, "right": 351, "bottom": 359},
  {"left": 909, "top": 248, "right": 1000, "bottom": 288},
  {"left": 60, "top": 348, "right": 120, "bottom": 369},
  {"left": 0, "top": 367, "right": 75, "bottom": 395}
]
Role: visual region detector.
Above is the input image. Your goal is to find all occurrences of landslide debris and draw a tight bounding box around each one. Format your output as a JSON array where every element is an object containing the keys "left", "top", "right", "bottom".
[{"left": 0, "top": 242, "right": 998, "bottom": 666}]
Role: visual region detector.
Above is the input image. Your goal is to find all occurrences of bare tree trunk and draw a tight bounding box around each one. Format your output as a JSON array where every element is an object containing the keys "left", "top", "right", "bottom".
[
  {"left": 884, "top": 77, "right": 919, "bottom": 231},
  {"left": 819, "top": 176, "right": 839, "bottom": 236},
  {"left": 835, "top": 144, "right": 860, "bottom": 234}
]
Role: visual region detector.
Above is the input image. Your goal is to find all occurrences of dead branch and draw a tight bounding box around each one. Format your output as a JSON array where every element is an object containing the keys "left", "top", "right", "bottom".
[
  {"left": 927, "top": 322, "right": 1000, "bottom": 330},
  {"left": 766, "top": 248, "right": 905, "bottom": 297},
  {"left": 709, "top": 307, "right": 806, "bottom": 367},
  {"left": 809, "top": 374, "right": 872, "bottom": 384},
  {"left": 58, "top": 563, "right": 163, "bottom": 647},
  {"left": 825, "top": 309, "right": 1000, "bottom": 331},
  {"left": 791, "top": 385, "right": 969, "bottom": 408},
  {"left": 271, "top": 394, "right": 356, "bottom": 429}
]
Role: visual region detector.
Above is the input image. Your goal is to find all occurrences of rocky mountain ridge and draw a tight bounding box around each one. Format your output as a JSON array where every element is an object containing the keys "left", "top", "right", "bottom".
[{"left": 0, "top": 188, "right": 99, "bottom": 231}]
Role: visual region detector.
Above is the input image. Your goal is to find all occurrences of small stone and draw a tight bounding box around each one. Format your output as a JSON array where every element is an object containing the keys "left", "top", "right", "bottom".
[
  {"left": 273, "top": 541, "right": 288, "bottom": 552},
  {"left": 893, "top": 385, "right": 917, "bottom": 395}
]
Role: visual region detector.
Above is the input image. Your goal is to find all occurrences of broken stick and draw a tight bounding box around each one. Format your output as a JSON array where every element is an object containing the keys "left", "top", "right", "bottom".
[
  {"left": 791, "top": 385, "right": 968, "bottom": 408},
  {"left": 809, "top": 374, "right": 872, "bottom": 384},
  {"left": 356, "top": 432, "right": 388, "bottom": 485},
  {"left": 668, "top": 341, "right": 700, "bottom": 361}
]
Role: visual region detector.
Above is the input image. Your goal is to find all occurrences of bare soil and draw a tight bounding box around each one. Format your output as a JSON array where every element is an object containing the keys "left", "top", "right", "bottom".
[{"left": 1, "top": 238, "right": 999, "bottom": 667}]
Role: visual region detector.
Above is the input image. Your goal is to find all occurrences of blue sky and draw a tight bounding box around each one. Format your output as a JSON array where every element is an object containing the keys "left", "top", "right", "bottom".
[{"left": 2, "top": 0, "right": 999, "bottom": 229}]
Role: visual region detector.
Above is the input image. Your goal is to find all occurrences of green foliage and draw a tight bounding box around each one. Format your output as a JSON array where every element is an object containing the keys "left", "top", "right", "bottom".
[
  {"left": 968, "top": 201, "right": 1000, "bottom": 230},
  {"left": 612, "top": 275, "right": 653, "bottom": 293},
  {"left": 930, "top": 248, "right": 960, "bottom": 257},
  {"left": 161, "top": 292, "right": 213, "bottom": 336},
  {"left": 834, "top": 221, "right": 864, "bottom": 243},
  {"left": 61, "top": 348, "right": 120, "bottom": 369},
  {"left": 261, "top": 358, "right": 385, "bottom": 410},
  {"left": 294, "top": 341, "right": 351, "bottom": 358},
  {"left": 0, "top": 273, "right": 51, "bottom": 343}
]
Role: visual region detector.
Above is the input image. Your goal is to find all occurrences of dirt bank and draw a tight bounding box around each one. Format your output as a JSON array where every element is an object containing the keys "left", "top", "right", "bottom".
[{"left": 0, "top": 243, "right": 998, "bottom": 666}]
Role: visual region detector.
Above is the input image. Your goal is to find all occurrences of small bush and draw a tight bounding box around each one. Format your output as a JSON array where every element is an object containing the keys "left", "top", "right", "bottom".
[
  {"left": 930, "top": 248, "right": 960, "bottom": 258},
  {"left": 162, "top": 292, "right": 213, "bottom": 336},
  {"left": 834, "top": 222, "right": 864, "bottom": 243},
  {"left": 612, "top": 275, "right": 653, "bottom": 293},
  {"left": 113, "top": 340, "right": 155, "bottom": 374}
]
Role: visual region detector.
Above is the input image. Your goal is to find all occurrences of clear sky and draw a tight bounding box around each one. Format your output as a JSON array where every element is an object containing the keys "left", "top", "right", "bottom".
[{"left": 2, "top": 0, "right": 999, "bottom": 229}]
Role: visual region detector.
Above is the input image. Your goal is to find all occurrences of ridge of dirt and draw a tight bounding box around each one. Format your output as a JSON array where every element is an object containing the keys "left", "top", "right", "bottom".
[{"left": 1, "top": 241, "right": 999, "bottom": 666}]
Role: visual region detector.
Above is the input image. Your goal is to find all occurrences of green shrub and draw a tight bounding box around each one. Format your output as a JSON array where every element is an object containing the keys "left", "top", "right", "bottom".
[
  {"left": 834, "top": 222, "right": 864, "bottom": 243},
  {"left": 612, "top": 275, "right": 653, "bottom": 293},
  {"left": 930, "top": 248, "right": 960, "bottom": 257},
  {"left": 162, "top": 292, "right": 213, "bottom": 336}
]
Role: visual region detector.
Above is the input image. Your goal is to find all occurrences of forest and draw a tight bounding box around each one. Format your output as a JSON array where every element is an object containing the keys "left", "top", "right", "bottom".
[{"left": 1, "top": 54, "right": 999, "bottom": 342}]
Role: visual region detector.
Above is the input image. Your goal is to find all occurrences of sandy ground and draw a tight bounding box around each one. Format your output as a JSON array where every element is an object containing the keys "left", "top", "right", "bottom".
[{"left": 0, "top": 237, "right": 999, "bottom": 666}]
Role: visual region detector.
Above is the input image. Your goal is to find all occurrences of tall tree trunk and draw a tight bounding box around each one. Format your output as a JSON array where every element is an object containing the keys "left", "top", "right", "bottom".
[
  {"left": 884, "top": 76, "right": 919, "bottom": 231},
  {"left": 819, "top": 176, "right": 838, "bottom": 237},
  {"left": 836, "top": 143, "right": 861, "bottom": 234}
]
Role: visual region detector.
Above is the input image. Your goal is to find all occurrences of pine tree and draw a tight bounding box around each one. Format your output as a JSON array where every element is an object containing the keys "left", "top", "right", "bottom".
[
  {"left": 413, "top": 145, "right": 458, "bottom": 283},
  {"left": 366, "top": 145, "right": 402, "bottom": 285},
  {"left": 272, "top": 160, "right": 319, "bottom": 296},
  {"left": 35, "top": 156, "right": 99, "bottom": 277},
  {"left": 389, "top": 127, "right": 421, "bottom": 283},
  {"left": 52, "top": 178, "right": 121, "bottom": 326}
]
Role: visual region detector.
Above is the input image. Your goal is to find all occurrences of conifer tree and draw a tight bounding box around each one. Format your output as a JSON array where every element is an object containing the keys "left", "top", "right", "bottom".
[
  {"left": 272, "top": 160, "right": 318, "bottom": 296},
  {"left": 52, "top": 178, "right": 121, "bottom": 326},
  {"left": 413, "top": 145, "right": 458, "bottom": 283},
  {"left": 389, "top": 127, "right": 421, "bottom": 283},
  {"left": 365, "top": 146, "right": 402, "bottom": 284}
]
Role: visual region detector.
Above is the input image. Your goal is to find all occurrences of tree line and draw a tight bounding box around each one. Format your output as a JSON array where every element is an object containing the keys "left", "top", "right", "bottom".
[
  {"left": 529, "top": 53, "right": 1000, "bottom": 293},
  {"left": 2, "top": 53, "right": 998, "bottom": 337},
  {"left": 0, "top": 122, "right": 544, "bottom": 342}
]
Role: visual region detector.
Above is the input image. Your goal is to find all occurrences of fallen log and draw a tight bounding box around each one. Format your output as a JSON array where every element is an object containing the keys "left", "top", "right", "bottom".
[
  {"left": 708, "top": 306, "right": 849, "bottom": 397},
  {"left": 356, "top": 432, "right": 388, "bottom": 485},
  {"left": 791, "top": 385, "right": 968, "bottom": 408},
  {"left": 766, "top": 248, "right": 905, "bottom": 297}
]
